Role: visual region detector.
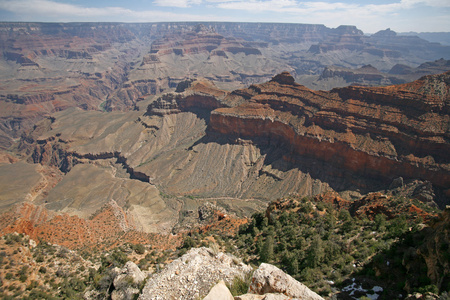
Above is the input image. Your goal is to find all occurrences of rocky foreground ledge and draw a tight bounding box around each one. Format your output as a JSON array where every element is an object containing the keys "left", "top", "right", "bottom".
[{"left": 102, "top": 246, "right": 323, "bottom": 300}]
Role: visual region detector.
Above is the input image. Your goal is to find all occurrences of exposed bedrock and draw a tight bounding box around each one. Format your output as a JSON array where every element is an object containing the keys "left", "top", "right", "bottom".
[
  {"left": 202, "top": 72, "right": 450, "bottom": 201},
  {"left": 140, "top": 72, "right": 450, "bottom": 202},
  {"left": 29, "top": 137, "right": 150, "bottom": 184},
  {"left": 209, "top": 112, "right": 449, "bottom": 189}
]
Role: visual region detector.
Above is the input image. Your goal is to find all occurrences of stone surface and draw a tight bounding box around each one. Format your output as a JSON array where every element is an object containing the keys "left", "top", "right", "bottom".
[
  {"left": 249, "top": 263, "right": 324, "bottom": 300},
  {"left": 112, "top": 261, "right": 146, "bottom": 300},
  {"left": 138, "top": 247, "right": 252, "bottom": 300},
  {"left": 208, "top": 71, "right": 450, "bottom": 202},
  {"left": 236, "top": 294, "right": 293, "bottom": 300},
  {"left": 235, "top": 294, "right": 265, "bottom": 300},
  {"left": 202, "top": 280, "right": 234, "bottom": 300}
]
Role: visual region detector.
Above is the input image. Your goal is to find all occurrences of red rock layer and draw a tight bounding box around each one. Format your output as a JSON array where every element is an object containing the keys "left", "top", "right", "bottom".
[
  {"left": 144, "top": 24, "right": 261, "bottom": 61},
  {"left": 0, "top": 202, "right": 181, "bottom": 251},
  {"left": 206, "top": 72, "right": 449, "bottom": 191}
]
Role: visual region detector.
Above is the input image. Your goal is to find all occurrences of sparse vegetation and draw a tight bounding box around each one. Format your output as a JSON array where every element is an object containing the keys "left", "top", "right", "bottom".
[
  {"left": 178, "top": 194, "right": 446, "bottom": 298},
  {"left": 0, "top": 193, "right": 446, "bottom": 299}
]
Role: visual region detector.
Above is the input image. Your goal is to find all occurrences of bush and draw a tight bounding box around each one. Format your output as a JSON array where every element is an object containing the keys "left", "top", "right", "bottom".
[
  {"left": 18, "top": 266, "right": 29, "bottom": 282},
  {"left": 134, "top": 244, "right": 146, "bottom": 255},
  {"left": 227, "top": 273, "right": 252, "bottom": 296}
]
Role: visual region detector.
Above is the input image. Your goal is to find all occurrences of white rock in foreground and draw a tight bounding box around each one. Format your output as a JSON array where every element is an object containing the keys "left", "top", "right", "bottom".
[
  {"left": 249, "top": 263, "right": 324, "bottom": 300},
  {"left": 203, "top": 280, "right": 234, "bottom": 300},
  {"left": 138, "top": 247, "right": 252, "bottom": 300}
]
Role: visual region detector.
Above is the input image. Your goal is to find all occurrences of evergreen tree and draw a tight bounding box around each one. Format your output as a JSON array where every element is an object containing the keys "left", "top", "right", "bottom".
[
  {"left": 306, "top": 236, "right": 324, "bottom": 268},
  {"left": 260, "top": 235, "right": 274, "bottom": 263}
]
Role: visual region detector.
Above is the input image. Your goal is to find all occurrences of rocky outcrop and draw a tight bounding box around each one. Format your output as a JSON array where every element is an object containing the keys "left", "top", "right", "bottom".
[
  {"left": 247, "top": 263, "right": 323, "bottom": 300},
  {"left": 317, "top": 59, "right": 450, "bottom": 88},
  {"left": 146, "top": 79, "right": 231, "bottom": 117},
  {"left": 146, "top": 24, "right": 262, "bottom": 59},
  {"left": 111, "top": 261, "right": 146, "bottom": 300},
  {"left": 138, "top": 248, "right": 321, "bottom": 300},
  {"left": 308, "top": 25, "right": 365, "bottom": 53},
  {"left": 206, "top": 71, "right": 450, "bottom": 203},
  {"left": 138, "top": 247, "right": 252, "bottom": 299}
]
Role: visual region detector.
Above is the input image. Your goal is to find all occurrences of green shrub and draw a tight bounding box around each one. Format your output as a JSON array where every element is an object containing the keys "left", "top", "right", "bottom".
[
  {"left": 134, "top": 244, "right": 146, "bottom": 255},
  {"left": 227, "top": 272, "right": 252, "bottom": 296}
]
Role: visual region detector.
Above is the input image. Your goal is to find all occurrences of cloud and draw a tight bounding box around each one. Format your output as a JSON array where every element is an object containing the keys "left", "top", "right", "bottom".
[
  {"left": 217, "top": 0, "right": 299, "bottom": 12},
  {"left": 153, "top": 0, "right": 203, "bottom": 8},
  {"left": 0, "top": 0, "right": 127, "bottom": 17},
  {"left": 0, "top": 0, "right": 219, "bottom": 22},
  {"left": 402, "top": 0, "right": 450, "bottom": 7},
  {"left": 0, "top": 0, "right": 448, "bottom": 33},
  {"left": 216, "top": 0, "right": 448, "bottom": 15}
]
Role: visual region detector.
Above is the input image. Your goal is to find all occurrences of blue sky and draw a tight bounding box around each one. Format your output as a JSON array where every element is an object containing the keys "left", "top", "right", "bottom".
[{"left": 0, "top": 0, "right": 449, "bottom": 33}]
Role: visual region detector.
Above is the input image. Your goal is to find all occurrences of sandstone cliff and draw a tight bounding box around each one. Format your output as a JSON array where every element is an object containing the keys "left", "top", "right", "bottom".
[
  {"left": 2, "top": 22, "right": 448, "bottom": 146},
  {"left": 205, "top": 72, "right": 449, "bottom": 205},
  {"left": 312, "top": 59, "right": 450, "bottom": 90}
]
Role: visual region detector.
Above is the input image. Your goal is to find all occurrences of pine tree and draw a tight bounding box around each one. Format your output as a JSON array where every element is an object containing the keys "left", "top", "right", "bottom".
[{"left": 260, "top": 235, "right": 274, "bottom": 263}]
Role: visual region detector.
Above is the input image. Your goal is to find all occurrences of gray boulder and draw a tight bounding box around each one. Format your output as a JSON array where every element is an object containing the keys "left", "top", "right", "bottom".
[
  {"left": 249, "top": 263, "right": 324, "bottom": 300},
  {"left": 112, "top": 261, "right": 146, "bottom": 300},
  {"left": 138, "top": 247, "right": 252, "bottom": 299}
]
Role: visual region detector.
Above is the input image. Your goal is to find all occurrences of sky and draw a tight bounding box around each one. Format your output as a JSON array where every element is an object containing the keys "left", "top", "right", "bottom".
[{"left": 0, "top": 0, "right": 449, "bottom": 34}]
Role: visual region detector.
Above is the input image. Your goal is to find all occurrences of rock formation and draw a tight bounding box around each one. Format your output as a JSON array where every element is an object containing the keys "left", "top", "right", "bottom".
[
  {"left": 112, "top": 261, "right": 146, "bottom": 300},
  {"left": 312, "top": 59, "right": 450, "bottom": 89},
  {"left": 203, "top": 71, "right": 449, "bottom": 204},
  {"left": 0, "top": 70, "right": 447, "bottom": 249},
  {"left": 1, "top": 22, "right": 449, "bottom": 147},
  {"left": 203, "top": 280, "right": 234, "bottom": 300},
  {"left": 138, "top": 247, "right": 252, "bottom": 299},
  {"left": 246, "top": 263, "right": 323, "bottom": 300}
]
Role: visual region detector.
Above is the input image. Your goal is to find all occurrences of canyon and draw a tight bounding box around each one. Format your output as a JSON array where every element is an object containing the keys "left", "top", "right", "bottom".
[
  {"left": 0, "top": 21, "right": 449, "bottom": 260},
  {"left": 1, "top": 22, "right": 450, "bottom": 148},
  {"left": 0, "top": 21, "right": 449, "bottom": 299},
  {"left": 0, "top": 70, "right": 447, "bottom": 245}
]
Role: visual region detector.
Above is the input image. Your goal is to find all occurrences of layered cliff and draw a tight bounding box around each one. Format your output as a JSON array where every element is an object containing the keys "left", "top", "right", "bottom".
[
  {"left": 312, "top": 59, "right": 450, "bottom": 90},
  {"left": 0, "top": 23, "right": 138, "bottom": 148},
  {"left": 1, "top": 22, "right": 449, "bottom": 145},
  {"left": 206, "top": 72, "right": 449, "bottom": 199}
]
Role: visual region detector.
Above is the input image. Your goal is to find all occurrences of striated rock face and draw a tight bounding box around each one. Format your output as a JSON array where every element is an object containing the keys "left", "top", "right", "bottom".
[
  {"left": 0, "top": 22, "right": 134, "bottom": 146},
  {"left": 1, "top": 22, "right": 449, "bottom": 145},
  {"left": 316, "top": 59, "right": 450, "bottom": 89},
  {"left": 308, "top": 25, "right": 365, "bottom": 53},
  {"left": 146, "top": 24, "right": 261, "bottom": 58},
  {"left": 138, "top": 247, "right": 252, "bottom": 300},
  {"left": 309, "top": 26, "right": 450, "bottom": 61},
  {"left": 207, "top": 71, "right": 450, "bottom": 203},
  {"left": 248, "top": 263, "right": 323, "bottom": 300},
  {"left": 146, "top": 79, "right": 231, "bottom": 117}
]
